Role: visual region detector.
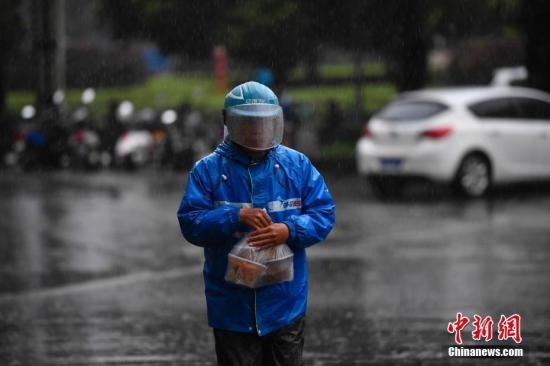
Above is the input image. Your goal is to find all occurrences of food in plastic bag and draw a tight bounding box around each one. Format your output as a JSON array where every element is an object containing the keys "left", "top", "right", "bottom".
[
  {"left": 225, "top": 237, "right": 294, "bottom": 288},
  {"left": 255, "top": 245, "right": 294, "bottom": 287},
  {"left": 226, "top": 254, "right": 267, "bottom": 288}
]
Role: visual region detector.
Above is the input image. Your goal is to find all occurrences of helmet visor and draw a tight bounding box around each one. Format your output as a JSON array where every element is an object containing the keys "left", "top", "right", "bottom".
[{"left": 226, "top": 104, "right": 284, "bottom": 150}]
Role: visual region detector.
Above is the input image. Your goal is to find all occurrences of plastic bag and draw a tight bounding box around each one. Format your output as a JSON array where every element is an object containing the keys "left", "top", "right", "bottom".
[{"left": 225, "top": 237, "right": 294, "bottom": 288}]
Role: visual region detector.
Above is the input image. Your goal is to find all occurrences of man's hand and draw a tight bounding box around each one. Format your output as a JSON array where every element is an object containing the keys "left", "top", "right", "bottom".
[
  {"left": 239, "top": 208, "right": 272, "bottom": 230},
  {"left": 248, "top": 223, "right": 289, "bottom": 249}
]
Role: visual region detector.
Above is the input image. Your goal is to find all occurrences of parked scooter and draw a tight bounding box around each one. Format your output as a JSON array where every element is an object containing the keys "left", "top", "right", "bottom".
[
  {"left": 115, "top": 129, "right": 155, "bottom": 170},
  {"left": 112, "top": 101, "right": 156, "bottom": 170},
  {"left": 66, "top": 122, "right": 105, "bottom": 169},
  {"left": 64, "top": 89, "right": 111, "bottom": 170},
  {"left": 2, "top": 105, "right": 67, "bottom": 170}
]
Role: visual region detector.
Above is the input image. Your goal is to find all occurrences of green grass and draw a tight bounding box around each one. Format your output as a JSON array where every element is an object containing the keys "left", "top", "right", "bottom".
[
  {"left": 289, "top": 62, "right": 386, "bottom": 80},
  {"left": 320, "top": 62, "right": 386, "bottom": 79},
  {"left": 6, "top": 92, "right": 34, "bottom": 115},
  {"left": 286, "top": 83, "right": 395, "bottom": 112},
  {"left": 7, "top": 75, "right": 225, "bottom": 117},
  {"left": 7, "top": 72, "right": 395, "bottom": 118},
  {"left": 317, "top": 141, "right": 356, "bottom": 159}
]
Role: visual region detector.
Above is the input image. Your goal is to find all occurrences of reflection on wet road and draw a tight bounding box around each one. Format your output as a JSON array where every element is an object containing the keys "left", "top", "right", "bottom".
[{"left": 1, "top": 171, "right": 549, "bottom": 365}]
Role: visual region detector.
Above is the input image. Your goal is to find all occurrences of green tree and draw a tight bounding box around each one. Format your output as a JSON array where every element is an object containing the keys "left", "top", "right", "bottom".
[
  {"left": 384, "top": 0, "right": 429, "bottom": 92},
  {"left": 323, "top": 0, "right": 429, "bottom": 118},
  {"left": 98, "top": 0, "right": 324, "bottom": 88},
  {"left": 0, "top": 0, "right": 24, "bottom": 118},
  {"left": 225, "top": 0, "right": 320, "bottom": 86},
  {"left": 428, "top": 0, "right": 520, "bottom": 41},
  {"left": 522, "top": 0, "right": 550, "bottom": 92},
  {"left": 98, "top": 0, "right": 233, "bottom": 59},
  {"left": 323, "top": 0, "right": 380, "bottom": 116}
]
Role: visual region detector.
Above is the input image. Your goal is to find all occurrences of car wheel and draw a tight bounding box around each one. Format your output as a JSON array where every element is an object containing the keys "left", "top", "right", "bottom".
[{"left": 454, "top": 154, "right": 491, "bottom": 197}]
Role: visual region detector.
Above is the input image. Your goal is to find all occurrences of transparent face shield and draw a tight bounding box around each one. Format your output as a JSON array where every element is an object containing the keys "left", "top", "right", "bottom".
[{"left": 225, "top": 104, "right": 284, "bottom": 151}]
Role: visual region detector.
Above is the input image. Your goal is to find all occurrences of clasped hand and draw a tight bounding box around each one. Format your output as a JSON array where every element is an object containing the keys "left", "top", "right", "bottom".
[{"left": 239, "top": 208, "right": 289, "bottom": 249}]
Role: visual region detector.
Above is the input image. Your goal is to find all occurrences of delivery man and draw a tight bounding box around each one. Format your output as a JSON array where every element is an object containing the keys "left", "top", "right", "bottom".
[{"left": 177, "top": 81, "right": 335, "bottom": 366}]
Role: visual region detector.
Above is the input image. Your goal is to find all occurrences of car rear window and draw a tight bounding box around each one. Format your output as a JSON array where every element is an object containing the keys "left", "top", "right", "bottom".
[
  {"left": 468, "top": 98, "right": 520, "bottom": 119},
  {"left": 514, "top": 98, "right": 550, "bottom": 120},
  {"left": 377, "top": 101, "right": 449, "bottom": 121},
  {"left": 469, "top": 97, "right": 550, "bottom": 120}
]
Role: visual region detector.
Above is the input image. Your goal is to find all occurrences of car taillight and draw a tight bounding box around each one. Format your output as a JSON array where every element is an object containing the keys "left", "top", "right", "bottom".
[
  {"left": 420, "top": 126, "right": 453, "bottom": 139},
  {"left": 361, "top": 126, "right": 373, "bottom": 138}
]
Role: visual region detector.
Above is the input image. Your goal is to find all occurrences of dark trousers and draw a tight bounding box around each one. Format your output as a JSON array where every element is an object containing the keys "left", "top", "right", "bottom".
[{"left": 213, "top": 316, "right": 305, "bottom": 366}]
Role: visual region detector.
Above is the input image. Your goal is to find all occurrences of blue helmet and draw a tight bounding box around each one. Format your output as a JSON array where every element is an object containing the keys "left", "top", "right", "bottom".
[
  {"left": 224, "top": 81, "right": 284, "bottom": 151},
  {"left": 224, "top": 81, "right": 279, "bottom": 109}
]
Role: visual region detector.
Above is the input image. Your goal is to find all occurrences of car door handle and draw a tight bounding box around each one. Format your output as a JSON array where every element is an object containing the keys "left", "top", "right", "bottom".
[
  {"left": 540, "top": 132, "right": 549, "bottom": 139},
  {"left": 489, "top": 131, "right": 500, "bottom": 137}
]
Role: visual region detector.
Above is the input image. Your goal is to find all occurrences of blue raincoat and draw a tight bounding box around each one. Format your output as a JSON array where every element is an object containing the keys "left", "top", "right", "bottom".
[{"left": 177, "top": 140, "right": 335, "bottom": 336}]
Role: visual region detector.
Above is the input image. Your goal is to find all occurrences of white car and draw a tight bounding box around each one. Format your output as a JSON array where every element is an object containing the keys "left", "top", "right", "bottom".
[{"left": 356, "top": 86, "right": 550, "bottom": 197}]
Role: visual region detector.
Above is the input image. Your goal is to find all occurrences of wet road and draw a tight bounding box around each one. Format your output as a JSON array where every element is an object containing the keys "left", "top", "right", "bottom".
[{"left": 1, "top": 170, "right": 549, "bottom": 365}]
